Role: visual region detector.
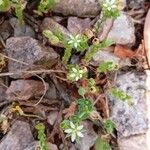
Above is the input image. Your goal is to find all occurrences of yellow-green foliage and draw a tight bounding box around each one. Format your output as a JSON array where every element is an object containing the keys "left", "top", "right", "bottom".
[
  {"left": 37, "top": 0, "right": 56, "bottom": 16},
  {"left": 35, "top": 123, "right": 48, "bottom": 150}
]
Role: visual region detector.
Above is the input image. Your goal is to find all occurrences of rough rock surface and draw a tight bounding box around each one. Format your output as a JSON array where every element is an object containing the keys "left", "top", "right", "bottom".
[
  {"left": 75, "top": 121, "right": 98, "bottom": 150},
  {"left": 52, "top": 0, "right": 100, "bottom": 17},
  {"left": 6, "top": 80, "right": 49, "bottom": 101},
  {"left": 45, "top": 81, "right": 57, "bottom": 100},
  {"left": 47, "top": 111, "right": 58, "bottom": 125},
  {"left": 108, "top": 71, "right": 148, "bottom": 137},
  {"left": 92, "top": 50, "right": 131, "bottom": 67},
  {"left": 67, "top": 17, "right": 91, "bottom": 35},
  {"left": 107, "top": 12, "right": 135, "bottom": 46},
  {"left": 127, "top": 0, "right": 145, "bottom": 9},
  {"left": 9, "top": 18, "right": 35, "bottom": 38},
  {"left": 0, "top": 121, "right": 34, "bottom": 150},
  {"left": 0, "top": 85, "right": 7, "bottom": 102},
  {"left": 107, "top": 70, "right": 150, "bottom": 149},
  {"left": 118, "top": 134, "right": 149, "bottom": 150},
  {"left": 6, "top": 36, "right": 58, "bottom": 78},
  {"left": 0, "top": 21, "right": 13, "bottom": 40}
]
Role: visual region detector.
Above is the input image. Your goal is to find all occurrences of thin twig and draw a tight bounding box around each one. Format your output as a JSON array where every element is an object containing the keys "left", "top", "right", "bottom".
[
  {"left": 33, "top": 74, "right": 47, "bottom": 106},
  {"left": 0, "top": 69, "right": 66, "bottom": 77}
]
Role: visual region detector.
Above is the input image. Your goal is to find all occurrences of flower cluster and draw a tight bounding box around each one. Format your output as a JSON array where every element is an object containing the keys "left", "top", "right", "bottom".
[
  {"left": 67, "top": 34, "right": 88, "bottom": 52},
  {"left": 64, "top": 121, "right": 84, "bottom": 142},
  {"left": 67, "top": 66, "right": 86, "bottom": 81},
  {"left": 103, "top": 0, "right": 117, "bottom": 11},
  {"left": 102, "top": 0, "right": 119, "bottom": 18}
]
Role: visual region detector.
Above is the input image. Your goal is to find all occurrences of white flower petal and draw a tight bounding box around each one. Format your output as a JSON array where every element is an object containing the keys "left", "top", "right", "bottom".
[
  {"left": 68, "top": 40, "right": 73, "bottom": 44},
  {"left": 74, "top": 42, "right": 78, "bottom": 48},
  {"left": 70, "top": 73, "right": 76, "bottom": 78},
  {"left": 71, "top": 133, "right": 76, "bottom": 142},
  {"left": 79, "top": 70, "right": 84, "bottom": 74},
  {"left": 79, "top": 74, "right": 82, "bottom": 78},
  {"left": 65, "top": 129, "right": 72, "bottom": 134},
  {"left": 103, "top": 3, "right": 108, "bottom": 7},
  {"left": 75, "top": 76, "right": 79, "bottom": 81},
  {"left": 107, "top": 7, "right": 112, "bottom": 11},
  {"left": 112, "top": 5, "right": 117, "bottom": 8},
  {"left": 77, "top": 125, "right": 83, "bottom": 130},
  {"left": 77, "top": 131, "right": 84, "bottom": 137},
  {"left": 70, "top": 122, "right": 75, "bottom": 129},
  {"left": 72, "top": 68, "right": 77, "bottom": 73}
]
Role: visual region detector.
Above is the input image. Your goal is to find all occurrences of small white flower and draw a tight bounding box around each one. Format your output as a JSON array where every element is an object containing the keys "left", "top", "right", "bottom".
[
  {"left": 68, "top": 66, "right": 86, "bottom": 81},
  {"left": 103, "top": 0, "right": 117, "bottom": 11},
  {"left": 64, "top": 121, "right": 84, "bottom": 142},
  {"left": 0, "top": 0, "right": 3, "bottom": 5},
  {"left": 68, "top": 35, "right": 81, "bottom": 49}
]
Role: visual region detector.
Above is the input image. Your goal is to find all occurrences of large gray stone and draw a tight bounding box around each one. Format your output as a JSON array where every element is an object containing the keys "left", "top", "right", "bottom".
[
  {"left": 6, "top": 36, "right": 58, "bottom": 78},
  {"left": 0, "top": 121, "right": 34, "bottom": 150},
  {"left": 107, "top": 12, "right": 135, "bottom": 47},
  {"left": 75, "top": 121, "right": 98, "bottom": 150},
  {"left": 92, "top": 50, "right": 131, "bottom": 67},
  {"left": 67, "top": 17, "right": 91, "bottom": 35},
  {"left": 52, "top": 0, "right": 100, "bottom": 17},
  {"left": 6, "top": 80, "right": 49, "bottom": 101},
  {"left": 107, "top": 70, "right": 150, "bottom": 149}
]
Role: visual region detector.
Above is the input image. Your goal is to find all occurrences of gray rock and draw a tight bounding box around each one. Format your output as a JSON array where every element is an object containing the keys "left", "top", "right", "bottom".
[
  {"left": 0, "top": 21, "right": 13, "bottom": 40},
  {"left": 6, "top": 80, "right": 49, "bottom": 101},
  {"left": 126, "top": 0, "right": 145, "bottom": 9},
  {"left": 47, "top": 111, "right": 58, "bottom": 125},
  {"left": 41, "top": 18, "right": 71, "bottom": 47},
  {"left": 24, "top": 141, "right": 58, "bottom": 150},
  {"left": 52, "top": 0, "right": 100, "bottom": 17},
  {"left": 6, "top": 36, "right": 58, "bottom": 78},
  {"left": 0, "top": 121, "right": 34, "bottom": 150},
  {"left": 107, "top": 12, "right": 135, "bottom": 47},
  {"left": 118, "top": 134, "right": 150, "bottom": 150},
  {"left": 67, "top": 17, "right": 91, "bottom": 35},
  {"left": 107, "top": 71, "right": 148, "bottom": 137},
  {"left": 45, "top": 81, "right": 57, "bottom": 100},
  {"left": 9, "top": 18, "right": 35, "bottom": 38},
  {"left": 75, "top": 121, "right": 98, "bottom": 150},
  {"left": 0, "top": 85, "right": 7, "bottom": 102},
  {"left": 92, "top": 50, "right": 131, "bottom": 67}
]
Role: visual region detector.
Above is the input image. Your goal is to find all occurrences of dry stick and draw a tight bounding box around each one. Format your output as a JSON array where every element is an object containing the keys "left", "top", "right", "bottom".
[
  {"left": 0, "top": 53, "right": 65, "bottom": 105},
  {"left": 33, "top": 74, "right": 47, "bottom": 106},
  {"left": 0, "top": 69, "right": 65, "bottom": 77}
]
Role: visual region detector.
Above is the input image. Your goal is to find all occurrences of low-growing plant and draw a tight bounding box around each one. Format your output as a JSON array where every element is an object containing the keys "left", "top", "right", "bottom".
[
  {"left": 110, "top": 88, "right": 132, "bottom": 104},
  {"left": 84, "top": 39, "right": 114, "bottom": 62},
  {"left": 60, "top": 98, "right": 94, "bottom": 142},
  {"left": 35, "top": 123, "right": 48, "bottom": 150},
  {"left": 0, "top": 0, "right": 25, "bottom": 24},
  {"left": 36, "top": 0, "right": 56, "bottom": 16},
  {"left": 103, "top": 119, "right": 116, "bottom": 134},
  {"left": 97, "top": 61, "right": 118, "bottom": 73}
]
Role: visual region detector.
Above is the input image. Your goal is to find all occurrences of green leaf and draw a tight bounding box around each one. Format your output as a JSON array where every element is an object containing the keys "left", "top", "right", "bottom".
[
  {"left": 95, "top": 137, "right": 112, "bottom": 150},
  {"left": 104, "top": 119, "right": 116, "bottom": 134},
  {"left": 110, "top": 88, "right": 132, "bottom": 104},
  {"left": 37, "top": 0, "right": 56, "bottom": 15},
  {"left": 78, "top": 87, "right": 86, "bottom": 97},
  {"left": 43, "top": 29, "right": 60, "bottom": 45},
  {"left": 63, "top": 45, "right": 72, "bottom": 63},
  {"left": 0, "top": 0, "right": 11, "bottom": 12},
  {"left": 35, "top": 123, "right": 48, "bottom": 150},
  {"left": 84, "top": 39, "right": 114, "bottom": 62},
  {"left": 97, "top": 61, "right": 118, "bottom": 73}
]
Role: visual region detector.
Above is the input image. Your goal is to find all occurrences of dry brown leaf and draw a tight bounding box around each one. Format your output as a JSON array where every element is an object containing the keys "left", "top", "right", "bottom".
[
  {"left": 114, "top": 45, "right": 135, "bottom": 59},
  {"left": 63, "top": 102, "right": 77, "bottom": 119}
]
